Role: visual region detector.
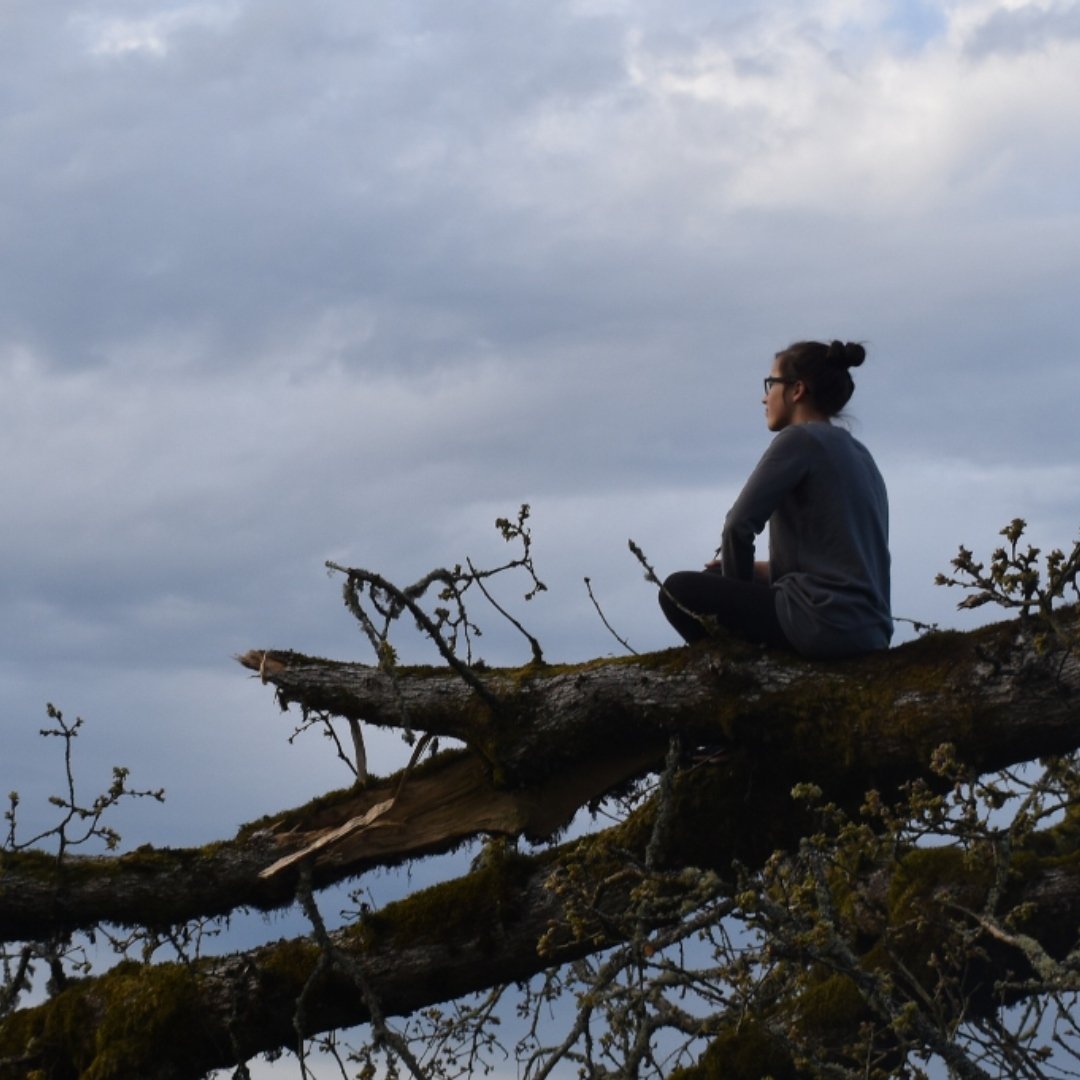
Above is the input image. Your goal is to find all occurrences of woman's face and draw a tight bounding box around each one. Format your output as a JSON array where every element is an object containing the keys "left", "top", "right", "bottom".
[{"left": 762, "top": 358, "right": 796, "bottom": 432}]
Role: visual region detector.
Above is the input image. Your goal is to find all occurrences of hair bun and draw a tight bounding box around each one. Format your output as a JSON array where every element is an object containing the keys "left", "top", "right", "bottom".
[{"left": 828, "top": 340, "right": 866, "bottom": 369}]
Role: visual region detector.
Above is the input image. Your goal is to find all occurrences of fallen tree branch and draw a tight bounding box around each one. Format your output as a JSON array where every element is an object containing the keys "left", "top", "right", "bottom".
[
  {"left": 3, "top": 762, "right": 1079, "bottom": 1080},
  {"left": 2, "top": 611, "right": 1078, "bottom": 941},
  {"left": 239, "top": 611, "right": 1080, "bottom": 791}
]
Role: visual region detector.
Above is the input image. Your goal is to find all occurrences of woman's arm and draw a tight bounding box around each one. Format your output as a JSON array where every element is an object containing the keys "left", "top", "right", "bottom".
[{"left": 720, "top": 427, "right": 811, "bottom": 581}]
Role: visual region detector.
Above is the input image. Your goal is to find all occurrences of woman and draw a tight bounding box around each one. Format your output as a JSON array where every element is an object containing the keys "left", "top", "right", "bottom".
[{"left": 659, "top": 340, "right": 892, "bottom": 659}]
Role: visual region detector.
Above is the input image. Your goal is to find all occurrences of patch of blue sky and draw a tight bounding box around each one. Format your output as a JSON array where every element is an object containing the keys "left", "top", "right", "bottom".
[{"left": 883, "top": 0, "right": 949, "bottom": 50}]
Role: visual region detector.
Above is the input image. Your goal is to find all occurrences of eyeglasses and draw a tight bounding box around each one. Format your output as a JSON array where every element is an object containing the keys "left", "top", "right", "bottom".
[{"left": 763, "top": 376, "right": 796, "bottom": 395}]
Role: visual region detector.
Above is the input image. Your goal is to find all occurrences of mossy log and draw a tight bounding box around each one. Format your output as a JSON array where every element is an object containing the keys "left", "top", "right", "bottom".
[
  {"left": 2, "top": 613, "right": 1078, "bottom": 943},
  {"left": 235, "top": 611, "right": 1080, "bottom": 877},
  {"left": 238, "top": 616, "right": 1080, "bottom": 791},
  {"left": 3, "top": 760, "right": 1079, "bottom": 1080},
  {"left": 2, "top": 611, "right": 1079, "bottom": 1076}
]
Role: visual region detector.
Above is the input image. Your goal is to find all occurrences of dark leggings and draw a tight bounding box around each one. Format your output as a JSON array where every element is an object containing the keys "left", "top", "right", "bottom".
[{"left": 659, "top": 567, "right": 792, "bottom": 649}]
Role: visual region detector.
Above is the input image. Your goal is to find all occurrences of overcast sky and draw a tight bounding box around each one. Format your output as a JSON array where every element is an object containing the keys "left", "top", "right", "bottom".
[{"left": 3, "top": 0, "right": 1079, "bottom": 1022}]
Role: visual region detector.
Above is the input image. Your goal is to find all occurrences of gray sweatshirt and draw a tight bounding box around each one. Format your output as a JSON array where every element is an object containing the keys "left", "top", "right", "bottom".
[{"left": 721, "top": 422, "right": 892, "bottom": 658}]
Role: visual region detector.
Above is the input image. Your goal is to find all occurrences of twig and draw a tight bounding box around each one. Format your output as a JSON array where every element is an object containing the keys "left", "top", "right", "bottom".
[
  {"left": 295, "top": 867, "right": 428, "bottom": 1080},
  {"left": 584, "top": 576, "right": 638, "bottom": 655}
]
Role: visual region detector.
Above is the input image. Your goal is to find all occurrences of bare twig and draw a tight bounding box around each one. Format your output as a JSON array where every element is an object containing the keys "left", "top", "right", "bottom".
[{"left": 584, "top": 576, "right": 638, "bottom": 655}]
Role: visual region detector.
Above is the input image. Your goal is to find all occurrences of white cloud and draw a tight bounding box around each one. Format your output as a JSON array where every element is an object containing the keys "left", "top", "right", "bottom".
[
  {"left": 603, "top": 2, "right": 1080, "bottom": 217},
  {"left": 74, "top": 4, "right": 240, "bottom": 59}
]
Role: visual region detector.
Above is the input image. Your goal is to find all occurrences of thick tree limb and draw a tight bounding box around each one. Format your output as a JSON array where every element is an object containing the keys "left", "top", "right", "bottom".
[
  {"left": 1, "top": 612, "right": 1079, "bottom": 1076},
  {"left": 3, "top": 763, "right": 1079, "bottom": 1080},
  {"left": 2, "top": 613, "right": 1077, "bottom": 943},
  {"left": 0, "top": 744, "right": 664, "bottom": 943},
  {"left": 238, "top": 614, "right": 1080, "bottom": 792}
]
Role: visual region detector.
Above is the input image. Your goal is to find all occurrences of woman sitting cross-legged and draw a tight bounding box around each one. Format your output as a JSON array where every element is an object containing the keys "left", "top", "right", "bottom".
[{"left": 659, "top": 339, "right": 892, "bottom": 660}]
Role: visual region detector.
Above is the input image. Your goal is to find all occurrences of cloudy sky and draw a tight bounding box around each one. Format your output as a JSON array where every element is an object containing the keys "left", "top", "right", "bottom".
[{"left": 3, "top": 0, "right": 1079, "bottom": 973}]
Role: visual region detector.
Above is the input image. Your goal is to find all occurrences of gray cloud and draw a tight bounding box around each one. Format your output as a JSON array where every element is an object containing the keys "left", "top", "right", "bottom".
[
  {"left": 3, "top": 0, "right": 1078, "bottom": 856},
  {"left": 964, "top": 0, "right": 1080, "bottom": 58}
]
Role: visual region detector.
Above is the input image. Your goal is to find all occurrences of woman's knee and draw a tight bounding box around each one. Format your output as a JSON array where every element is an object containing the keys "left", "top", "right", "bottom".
[
  {"left": 660, "top": 570, "right": 701, "bottom": 601},
  {"left": 657, "top": 572, "right": 686, "bottom": 614}
]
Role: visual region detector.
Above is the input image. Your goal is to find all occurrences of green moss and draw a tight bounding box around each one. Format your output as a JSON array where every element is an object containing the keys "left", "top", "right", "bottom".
[
  {"left": 259, "top": 935, "right": 322, "bottom": 995},
  {"left": 888, "top": 845, "right": 986, "bottom": 918},
  {"left": 706, "top": 625, "right": 1002, "bottom": 792},
  {"left": 88, "top": 964, "right": 205, "bottom": 1078},
  {"left": 0, "top": 961, "right": 207, "bottom": 1080},
  {"left": 793, "top": 971, "right": 868, "bottom": 1040},
  {"left": 668, "top": 1020, "right": 799, "bottom": 1079},
  {"left": 349, "top": 839, "right": 538, "bottom": 953},
  {"left": 0, "top": 937, "right": 325, "bottom": 1077},
  {"left": 1015, "top": 801, "right": 1080, "bottom": 864},
  {"left": 0, "top": 847, "right": 64, "bottom": 881}
]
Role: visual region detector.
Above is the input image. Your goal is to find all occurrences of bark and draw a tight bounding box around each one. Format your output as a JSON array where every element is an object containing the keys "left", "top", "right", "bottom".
[
  {"left": 3, "top": 774, "right": 1078, "bottom": 1079},
  {"left": 239, "top": 612, "right": 1080, "bottom": 794},
  {"left": 1, "top": 613, "right": 1077, "bottom": 941},
  {"left": 1, "top": 610, "right": 1078, "bottom": 1077}
]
